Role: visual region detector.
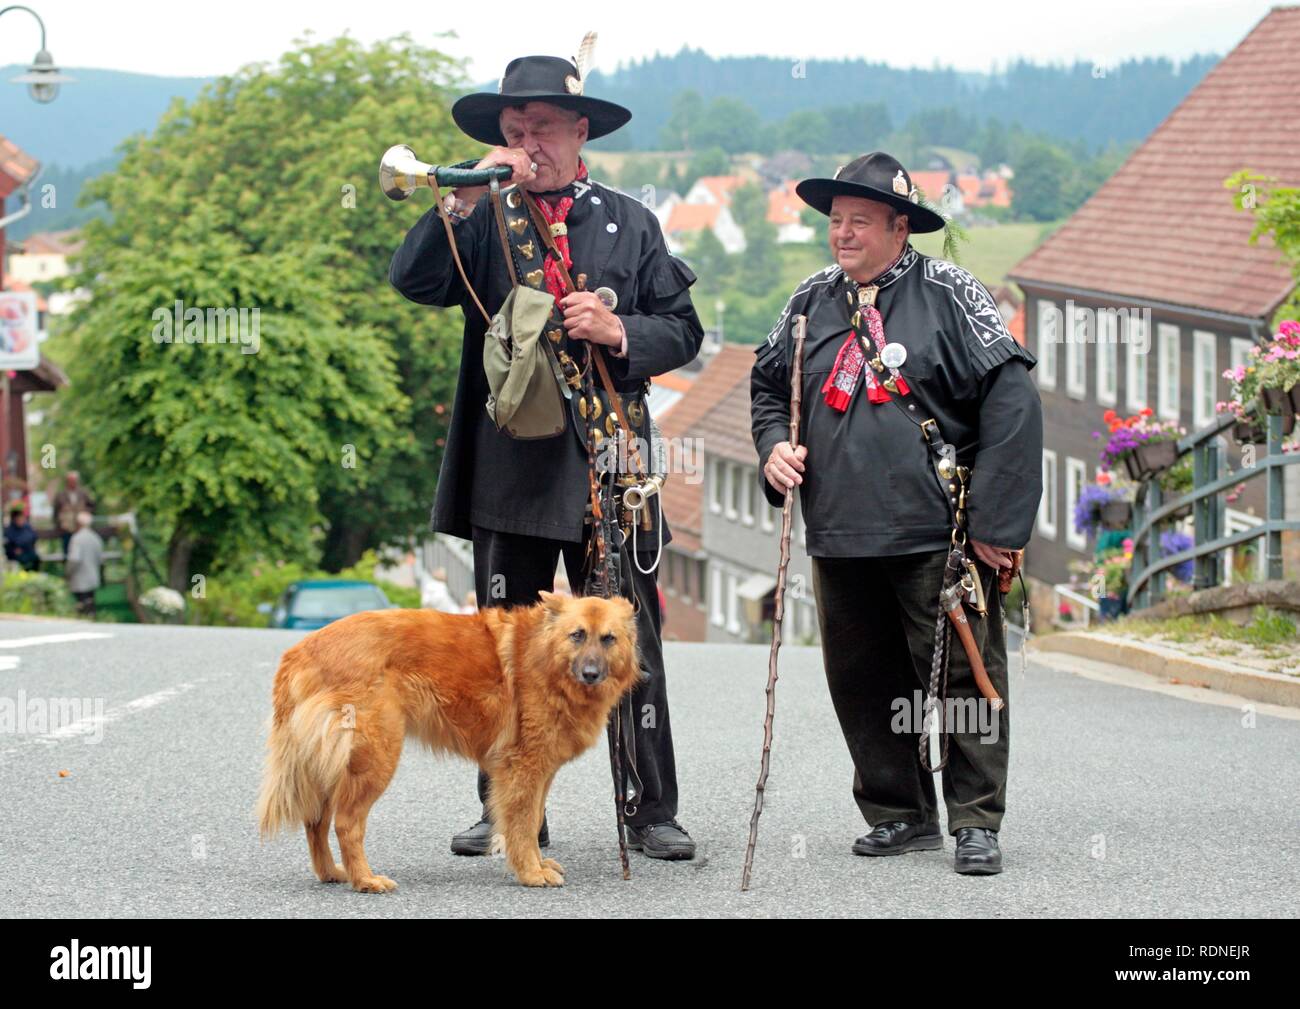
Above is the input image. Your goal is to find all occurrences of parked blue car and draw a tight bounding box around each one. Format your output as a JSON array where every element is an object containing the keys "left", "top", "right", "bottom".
[{"left": 261, "top": 579, "right": 393, "bottom": 630}]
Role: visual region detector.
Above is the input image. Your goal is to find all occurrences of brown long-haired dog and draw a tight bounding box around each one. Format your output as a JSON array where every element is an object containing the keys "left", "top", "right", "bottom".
[{"left": 257, "top": 591, "right": 640, "bottom": 891}]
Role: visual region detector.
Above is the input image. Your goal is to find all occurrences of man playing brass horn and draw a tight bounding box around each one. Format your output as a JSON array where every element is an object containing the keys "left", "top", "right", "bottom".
[
  {"left": 750, "top": 152, "right": 1043, "bottom": 875},
  {"left": 389, "top": 39, "right": 701, "bottom": 861}
]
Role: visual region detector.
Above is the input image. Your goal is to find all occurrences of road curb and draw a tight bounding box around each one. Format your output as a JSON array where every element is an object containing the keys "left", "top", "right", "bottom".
[{"left": 1031, "top": 632, "right": 1300, "bottom": 708}]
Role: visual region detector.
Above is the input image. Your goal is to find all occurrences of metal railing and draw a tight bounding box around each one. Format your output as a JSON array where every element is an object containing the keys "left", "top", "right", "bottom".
[{"left": 1127, "top": 405, "right": 1300, "bottom": 609}]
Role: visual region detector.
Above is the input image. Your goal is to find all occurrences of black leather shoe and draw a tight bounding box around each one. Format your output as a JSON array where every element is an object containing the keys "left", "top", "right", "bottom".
[
  {"left": 852, "top": 820, "right": 943, "bottom": 856},
  {"left": 625, "top": 820, "right": 695, "bottom": 860},
  {"left": 954, "top": 827, "right": 1003, "bottom": 875},
  {"left": 450, "top": 810, "right": 549, "bottom": 856}
]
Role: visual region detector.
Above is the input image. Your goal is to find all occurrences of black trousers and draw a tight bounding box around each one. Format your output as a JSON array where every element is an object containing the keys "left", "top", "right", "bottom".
[
  {"left": 811, "top": 548, "right": 1009, "bottom": 834},
  {"left": 466, "top": 524, "right": 679, "bottom": 828}
]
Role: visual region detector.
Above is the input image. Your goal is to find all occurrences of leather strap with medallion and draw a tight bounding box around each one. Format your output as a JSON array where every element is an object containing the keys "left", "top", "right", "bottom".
[{"left": 511, "top": 188, "right": 648, "bottom": 480}]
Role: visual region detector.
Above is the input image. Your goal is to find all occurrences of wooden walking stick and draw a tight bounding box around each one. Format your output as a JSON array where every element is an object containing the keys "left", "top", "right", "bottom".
[{"left": 741, "top": 313, "right": 807, "bottom": 892}]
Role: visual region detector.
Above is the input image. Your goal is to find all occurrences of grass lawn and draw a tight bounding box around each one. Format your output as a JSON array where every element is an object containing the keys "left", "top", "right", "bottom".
[{"left": 910, "top": 219, "right": 1063, "bottom": 287}]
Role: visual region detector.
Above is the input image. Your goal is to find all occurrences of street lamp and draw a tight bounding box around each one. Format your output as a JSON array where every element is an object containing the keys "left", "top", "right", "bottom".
[{"left": 2, "top": 6, "right": 73, "bottom": 104}]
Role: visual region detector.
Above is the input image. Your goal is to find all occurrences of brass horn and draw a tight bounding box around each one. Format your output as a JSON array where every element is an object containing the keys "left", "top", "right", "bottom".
[
  {"left": 379, "top": 144, "right": 435, "bottom": 201},
  {"left": 622, "top": 475, "right": 665, "bottom": 513}
]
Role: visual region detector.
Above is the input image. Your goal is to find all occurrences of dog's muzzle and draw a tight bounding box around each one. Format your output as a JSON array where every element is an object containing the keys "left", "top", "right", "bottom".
[{"left": 572, "top": 654, "right": 608, "bottom": 686}]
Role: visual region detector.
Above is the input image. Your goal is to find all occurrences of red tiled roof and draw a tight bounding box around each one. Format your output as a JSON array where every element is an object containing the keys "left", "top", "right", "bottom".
[
  {"left": 910, "top": 170, "right": 952, "bottom": 203},
  {"left": 0, "top": 135, "right": 38, "bottom": 197},
  {"left": 19, "top": 229, "right": 84, "bottom": 256},
  {"left": 692, "top": 175, "right": 744, "bottom": 205},
  {"left": 659, "top": 345, "right": 754, "bottom": 553},
  {"left": 1010, "top": 6, "right": 1300, "bottom": 319},
  {"left": 691, "top": 364, "right": 760, "bottom": 468},
  {"left": 665, "top": 202, "right": 721, "bottom": 234},
  {"left": 767, "top": 180, "right": 803, "bottom": 225}
]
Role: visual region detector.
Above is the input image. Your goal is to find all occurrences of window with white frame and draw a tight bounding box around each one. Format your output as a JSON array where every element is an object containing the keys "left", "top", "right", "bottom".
[
  {"left": 1065, "top": 457, "right": 1087, "bottom": 551},
  {"left": 1157, "top": 323, "right": 1181, "bottom": 421},
  {"left": 1038, "top": 450, "right": 1058, "bottom": 539},
  {"left": 1065, "top": 303, "right": 1088, "bottom": 399},
  {"left": 710, "top": 565, "right": 723, "bottom": 626},
  {"left": 1192, "top": 330, "right": 1217, "bottom": 429},
  {"left": 725, "top": 463, "right": 739, "bottom": 520},
  {"left": 1037, "top": 299, "right": 1058, "bottom": 390},
  {"left": 741, "top": 467, "right": 755, "bottom": 525},
  {"left": 760, "top": 495, "right": 775, "bottom": 533},
  {"left": 709, "top": 457, "right": 724, "bottom": 514},
  {"left": 1096, "top": 309, "right": 1118, "bottom": 406},
  {"left": 1230, "top": 337, "right": 1254, "bottom": 373},
  {"left": 1126, "top": 313, "right": 1149, "bottom": 410},
  {"left": 725, "top": 572, "right": 740, "bottom": 635}
]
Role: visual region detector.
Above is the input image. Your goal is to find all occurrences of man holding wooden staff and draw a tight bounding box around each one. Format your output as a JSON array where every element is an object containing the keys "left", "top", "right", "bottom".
[{"left": 749, "top": 152, "right": 1042, "bottom": 875}]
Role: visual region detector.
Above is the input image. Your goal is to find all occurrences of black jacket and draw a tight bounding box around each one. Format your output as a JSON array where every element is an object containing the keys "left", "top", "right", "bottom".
[
  {"left": 390, "top": 177, "right": 703, "bottom": 544},
  {"left": 750, "top": 246, "right": 1043, "bottom": 557}
]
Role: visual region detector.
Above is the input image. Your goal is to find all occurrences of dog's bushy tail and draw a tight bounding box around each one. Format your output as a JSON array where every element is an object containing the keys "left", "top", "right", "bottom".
[{"left": 256, "top": 686, "right": 354, "bottom": 838}]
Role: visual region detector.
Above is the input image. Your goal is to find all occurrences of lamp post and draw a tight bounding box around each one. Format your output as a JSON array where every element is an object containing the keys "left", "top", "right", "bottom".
[{"left": 2, "top": 5, "right": 73, "bottom": 103}]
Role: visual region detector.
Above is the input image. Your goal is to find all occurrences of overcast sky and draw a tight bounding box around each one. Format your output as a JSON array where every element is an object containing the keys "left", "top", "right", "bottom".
[{"left": 13, "top": 0, "right": 1273, "bottom": 79}]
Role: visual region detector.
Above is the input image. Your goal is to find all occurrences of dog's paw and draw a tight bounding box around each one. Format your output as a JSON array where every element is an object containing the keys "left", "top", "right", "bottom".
[
  {"left": 516, "top": 865, "right": 565, "bottom": 888},
  {"left": 352, "top": 874, "right": 398, "bottom": 894},
  {"left": 540, "top": 857, "right": 565, "bottom": 878},
  {"left": 318, "top": 863, "right": 348, "bottom": 884}
]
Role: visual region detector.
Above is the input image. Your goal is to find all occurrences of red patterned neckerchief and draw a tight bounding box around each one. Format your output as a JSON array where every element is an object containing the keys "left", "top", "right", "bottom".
[
  {"left": 530, "top": 158, "right": 590, "bottom": 300},
  {"left": 821, "top": 246, "right": 912, "bottom": 411}
]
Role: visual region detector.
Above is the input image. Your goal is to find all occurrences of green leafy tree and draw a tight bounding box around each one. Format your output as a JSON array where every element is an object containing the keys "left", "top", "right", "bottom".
[
  {"left": 680, "top": 146, "right": 732, "bottom": 193},
  {"left": 731, "top": 183, "right": 781, "bottom": 297},
  {"left": 781, "top": 110, "right": 831, "bottom": 154},
  {"left": 660, "top": 90, "right": 704, "bottom": 149},
  {"left": 801, "top": 205, "right": 828, "bottom": 247},
  {"left": 1228, "top": 170, "right": 1300, "bottom": 323},
  {"left": 686, "top": 228, "right": 732, "bottom": 296},
  {"left": 1013, "top": 141, "right": 1072, "bottom": 221},
  {"left": 55, "top": 35, "right": 473, "bottom": 585},
  {"left": 694, "top": 97, "right": 763, "bottom": 154},
  {"left": 825, "top": 102, "right": 892, "bottom": 154}
]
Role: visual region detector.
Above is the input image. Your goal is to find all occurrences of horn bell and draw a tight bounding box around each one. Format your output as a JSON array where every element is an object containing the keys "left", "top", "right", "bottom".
[{"left": 379, "top": 144, "right": 436, "bottom": 201}]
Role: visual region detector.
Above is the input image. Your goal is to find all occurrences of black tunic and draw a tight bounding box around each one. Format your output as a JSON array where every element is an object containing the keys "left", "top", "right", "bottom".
[
  {"left": 390, "top": 177, "right": 703, "bottom": 544},
  {"left": 750, "top": 245, "right": 1043, "bottom": 557}
]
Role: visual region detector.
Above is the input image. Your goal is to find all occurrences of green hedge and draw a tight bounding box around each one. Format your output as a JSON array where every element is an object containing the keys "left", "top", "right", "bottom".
[{"left": 0, "top": 571, "right": 78, "bottom": 617}]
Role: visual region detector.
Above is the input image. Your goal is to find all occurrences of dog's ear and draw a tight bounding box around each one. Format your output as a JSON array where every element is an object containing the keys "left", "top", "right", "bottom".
[{"left": 538, "top": 590, "right": 566, "bottom": 619}]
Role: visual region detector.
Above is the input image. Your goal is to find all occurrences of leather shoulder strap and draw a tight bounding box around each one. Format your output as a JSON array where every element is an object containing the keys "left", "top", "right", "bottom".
[{"left": 521, "top": 190, "right": 646, "bottom": 478}]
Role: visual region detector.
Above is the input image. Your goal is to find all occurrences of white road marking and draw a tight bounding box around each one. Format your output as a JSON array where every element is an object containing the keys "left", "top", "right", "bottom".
[
  {"left": 0, "top": 632, "right": 114, "bottom": 648},
  {"left": 3, "top": 682, "right": 199, "bottom": 753},
  {"left": 0, "top": 656, "right": 19, "bottom": 671}
]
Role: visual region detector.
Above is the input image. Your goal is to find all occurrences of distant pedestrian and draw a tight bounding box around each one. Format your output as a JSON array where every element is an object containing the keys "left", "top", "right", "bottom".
[
  {"left": 66, "top": 512, "right": 104, "bottom": 617},
  {"left": 4, "top": 507, "right": 40, "bottom": 571},
  {"left": 419, "top": 566, "right": 460, "bottom": 613},
  {"left": 53, "top": 472, "right": 95, "bottom": 557}
]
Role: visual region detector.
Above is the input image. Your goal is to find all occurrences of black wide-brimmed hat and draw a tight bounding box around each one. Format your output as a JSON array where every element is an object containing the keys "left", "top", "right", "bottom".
[
  {"left": 452, "top": 51, "right": 631, "bottom": 147},
  {"left": 796, "top": 152, "right": 946, "bottom": 233}
]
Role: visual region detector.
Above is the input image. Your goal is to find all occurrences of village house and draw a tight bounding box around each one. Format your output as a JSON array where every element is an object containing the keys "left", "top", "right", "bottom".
[{"left": 1007, "top": 6, "right": 1300, "bottom": 613}]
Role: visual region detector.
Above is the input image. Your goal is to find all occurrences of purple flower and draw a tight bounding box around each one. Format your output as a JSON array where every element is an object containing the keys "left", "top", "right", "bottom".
[{"left": 1160, "top": 530, "right": 1194, "bottom": 582}]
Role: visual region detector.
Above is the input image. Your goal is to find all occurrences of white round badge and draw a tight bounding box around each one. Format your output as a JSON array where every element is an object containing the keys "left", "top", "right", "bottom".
[
  {"left": 606, "top": 222, "right": 618, "bottom": 233},
  {"left": 591, "top": 196, "right": 602, "bottom": 205},
  {"left": 881, "top": 342, "right": 907, "bottom": 369}
]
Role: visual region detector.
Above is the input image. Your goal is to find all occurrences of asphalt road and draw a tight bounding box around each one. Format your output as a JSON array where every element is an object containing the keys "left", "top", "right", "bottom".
[{"left": 2, "top": 616, "right": 1296, "bottom": 918}]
